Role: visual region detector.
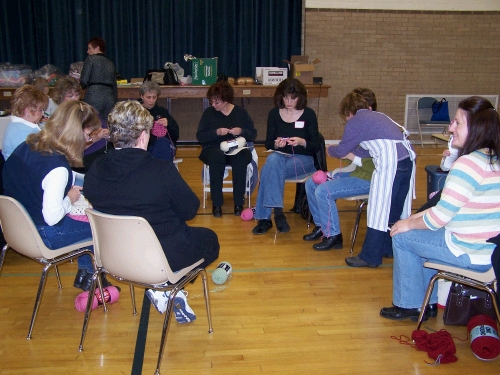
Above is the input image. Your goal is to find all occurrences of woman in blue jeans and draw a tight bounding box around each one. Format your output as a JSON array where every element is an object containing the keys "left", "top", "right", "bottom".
[
  {"left": 304, "top": 156, "right": 373, "bottom": 250},
  {"left": 381, "top": 96, "right": 500, "bottom": 321},
  {"left": 2, "top": 101, "right": 104, "bottom": 291},
  {"left": 252, "top": 78, "right": 320, "bottom": 234}
]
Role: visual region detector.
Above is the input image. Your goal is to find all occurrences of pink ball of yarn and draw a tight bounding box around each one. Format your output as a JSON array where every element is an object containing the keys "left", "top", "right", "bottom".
[
  {"left": 74, "top": 286, "right": 120, "bottom": 312},
  {"left": 241, "top": 207, "right": 254, "bottom": 221},
  {"left": 312, "top": 170, "right": 328, "bottom": 184}
]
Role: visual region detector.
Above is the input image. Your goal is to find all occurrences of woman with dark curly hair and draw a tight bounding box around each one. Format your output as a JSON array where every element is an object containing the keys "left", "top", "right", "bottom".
[
  {"left": 196, "top": 80, "right": 257, "bottom": 217},
  {"left": 252, "top": 78, "right": 320, "bottom": 235}
]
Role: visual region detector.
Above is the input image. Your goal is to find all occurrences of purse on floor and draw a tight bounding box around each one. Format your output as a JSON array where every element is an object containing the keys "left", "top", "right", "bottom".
[{"left": 443, "top": 282, "right": 497, "bottom": 326}]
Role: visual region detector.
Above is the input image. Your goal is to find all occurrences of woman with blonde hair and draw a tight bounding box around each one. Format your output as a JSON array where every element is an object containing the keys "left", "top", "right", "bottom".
[
  {"left": 3, "top": 101, "right": 105, "bottom": 290},
  {"left": 85, "top": 101, "right": 219, "bottom": 317},
  {"left": 2, "top": 85, "right": 48, "bottom": 160}
]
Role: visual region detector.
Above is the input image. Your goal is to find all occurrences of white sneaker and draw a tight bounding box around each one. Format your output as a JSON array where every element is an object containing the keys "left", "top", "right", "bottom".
[
  {"left": 146, "top": 289, "right": 169, "bottom": 314},
  {"left": 172, "top": 290, "right": 196, "bottom": 324},
  {"left": 146, "top": 289, "right": 196, "bottom": 323}
]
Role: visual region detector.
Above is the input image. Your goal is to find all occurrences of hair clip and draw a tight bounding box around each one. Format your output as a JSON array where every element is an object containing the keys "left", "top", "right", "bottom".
[{"left": 80, "top": 102, "right": 84, "bottom": 112}]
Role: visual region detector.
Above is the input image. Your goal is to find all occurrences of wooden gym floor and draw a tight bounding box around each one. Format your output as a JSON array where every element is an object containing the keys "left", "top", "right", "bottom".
[{"left": 0, "top": 145, "right": 498, "bottom": 374}]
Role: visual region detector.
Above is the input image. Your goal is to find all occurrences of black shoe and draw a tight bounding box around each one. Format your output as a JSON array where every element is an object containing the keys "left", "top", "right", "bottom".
[
  {"left": 274, "top": 214, "right": 290, "bottom": 233},
  {"left": 82, "top": 273, "right": 121, "bottom": 292},
  {"left": 252, "top": 219, "right": 273, "bottom": 235},
  {"left": 234, "top": 205, "right": 244, "bottom": 216},
  {"left": 345, "top": 255, "right": 378, "bottom": 268},
  {"left": 73, "top": 269, "right": 88, "bottom": 289},
  {"left": 428, "top": 303, "right": 438, "bottom": 318},
  {"left": 303, "top": 226, "right": 323, "bottom": 241},
  {"left": 212, "top": 206, "right": 222, "bottom": 218},
  {"left": 380, "top": 305, "right": 429, "bottom": 322},
  {"left": 313, "top": 234, "right": 343, "bottom": 250}
]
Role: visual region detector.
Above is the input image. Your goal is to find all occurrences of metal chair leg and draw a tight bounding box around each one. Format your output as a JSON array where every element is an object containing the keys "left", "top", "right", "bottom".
[
  {"left": 416, "top": 273, "right": 440, "bottom": 330},
  {"left": 54, "top": 264, "right": 63, "bottom": 289},
  {"left": 27, "top": 264, "right": 51, "bottom": 340},
  {"left": 350, "top": 199, "right": 367, "bottom": 254},
  {"left": 130, "top": 284, "right": 137, "bottom": 315}
]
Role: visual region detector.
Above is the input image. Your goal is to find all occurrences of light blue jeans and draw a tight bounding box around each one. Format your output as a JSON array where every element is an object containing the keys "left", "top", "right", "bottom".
[
  {"left": 255, "top": 152, "right": 316, "bottom": 220},
  {"left": 392, "top": 227, "right": 491, "bottom": 309},
  {"left": 305, "top": 172, "right": 370, "bottom": 237},
  {"left": 37, "top": 216, "right": 94, "bottom": 273}
]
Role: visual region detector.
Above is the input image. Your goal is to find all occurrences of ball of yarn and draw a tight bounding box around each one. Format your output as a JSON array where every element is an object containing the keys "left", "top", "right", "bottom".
[
  {"left": 312, "top": 170, "right": 328, "bottom": 184},
  {"left": 74, "top": 286, "right": 121, "bottom": 312},
  {"left": 467, "top": 314, "right": 500, "bottom": 361},
  {"left": 241, "top": 207, "right": 254, "bottom": 221},
  {"left": 212, "top": 268, "right": 228, "bottom": 284},
  {"left": 151, "top": 122, "right": 167, "bottom": 138}
]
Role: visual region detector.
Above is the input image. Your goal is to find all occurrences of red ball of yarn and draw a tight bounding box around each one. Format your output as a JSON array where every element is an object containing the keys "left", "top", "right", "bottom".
[
  {"left": 467, "top": 314, "right": 500, "bottom": 361},
  {"left": 312, "top": 170, "right": 328, "bottom": 184},
  {"left": 411, "top": 329, "right": 458, "bottom": 364}
]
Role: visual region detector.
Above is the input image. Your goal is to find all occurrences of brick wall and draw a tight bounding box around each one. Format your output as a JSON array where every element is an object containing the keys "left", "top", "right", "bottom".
[{"left": 304, "top": 9, "right": 500, "bottom": 140}]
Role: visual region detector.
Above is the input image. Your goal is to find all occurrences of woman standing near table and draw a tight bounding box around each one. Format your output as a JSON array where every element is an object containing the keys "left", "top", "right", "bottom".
[
  {"left": 252, "top": 78, "right": 320, "bottom": 235},
  {"left": 80, "top": 37, "right": 117, "bottom": 121}
]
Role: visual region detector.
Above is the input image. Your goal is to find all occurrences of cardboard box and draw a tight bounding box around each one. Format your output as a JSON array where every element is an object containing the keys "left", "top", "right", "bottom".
[
  {"left": 192, "top": 58, "right": 218, "bottom": 85},
  {"left": 255, "top": 67, "right": 288, "bottom": 85},
  {"left": 284, "top": 55, "right": 321, "bottom": 85}
]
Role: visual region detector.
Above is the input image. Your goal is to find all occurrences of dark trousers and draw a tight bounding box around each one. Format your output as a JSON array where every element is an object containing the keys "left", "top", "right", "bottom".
[
  {"left": 199, "top": 147, "right": 251, "bottom": 206},
  {"left": 358, "top": 157, "right": 414, "bottom": 266}
]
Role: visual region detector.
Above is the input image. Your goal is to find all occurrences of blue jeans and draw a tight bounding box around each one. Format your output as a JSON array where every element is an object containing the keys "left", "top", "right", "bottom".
[
  {"left": 392, "top": 228, "right": 491, "bottom": 309},
  {"left": 255, "top": 152, "right": 316, "bottom": 220},
  {"left": 37, "top": 216, "right": 94, "bottom": 272},
  {"left": 305, "top": 173, "right": 370, "bottom": 237},
  {"left": 148, "top": 137, "right": 175, "bottom": 162},
  {"left": 358, "top": 157, "right": 413, "bottom": 265}
]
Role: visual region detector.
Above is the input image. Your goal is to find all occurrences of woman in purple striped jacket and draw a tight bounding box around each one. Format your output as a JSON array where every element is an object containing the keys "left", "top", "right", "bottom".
[{"left": 380, "top": 96, "right": 500, "bottom": 321}]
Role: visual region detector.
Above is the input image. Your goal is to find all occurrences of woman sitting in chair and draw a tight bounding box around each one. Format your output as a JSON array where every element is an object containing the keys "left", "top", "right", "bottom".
[
  {"left": 252, "top": 78, "right": 320, "bottom": 235},
  {"left": 381, "top": 96, "right": 500, "bottom": 321},
  {"left": 196, "top": 80, "right": 257, "bottom": 217},
  {"left": 84, "top": 100, "right": 220, "bottom": 316},
  {"left": 2, "top": 101, "right": 103, "bottom": 291},
  {"left": 139, "top": 81, "right": 180, "bottom": 162}
]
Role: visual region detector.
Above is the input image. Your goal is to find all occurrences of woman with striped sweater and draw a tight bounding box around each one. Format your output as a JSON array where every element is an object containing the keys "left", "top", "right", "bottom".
[{"left": 381, "top": 96, "right": 500, "bottom": 321}]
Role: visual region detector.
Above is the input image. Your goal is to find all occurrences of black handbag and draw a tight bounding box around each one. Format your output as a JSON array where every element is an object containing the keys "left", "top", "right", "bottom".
[
  {"left": 443, "top": 282, "right": 497, "bottom": 326},
  {"left": 144, "top": 66, "right": 179, "bottom": 85}
]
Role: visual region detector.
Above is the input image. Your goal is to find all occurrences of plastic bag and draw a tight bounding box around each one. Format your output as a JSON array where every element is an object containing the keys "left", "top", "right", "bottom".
[
  {"left": 0, "top": 63, "right": 32, "bottom": 87},
  {"left": 32, "top": 64, "right": 64, "bottom": 86}
]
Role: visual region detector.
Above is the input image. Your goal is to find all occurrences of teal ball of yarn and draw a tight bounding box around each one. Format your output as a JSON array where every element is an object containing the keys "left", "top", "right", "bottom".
[{"left": 212, "top": 268, "right": 228, "bottom": 284}]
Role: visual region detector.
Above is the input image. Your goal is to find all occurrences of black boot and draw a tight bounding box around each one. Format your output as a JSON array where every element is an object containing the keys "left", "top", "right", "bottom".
[
  {"left": 303, "top": 226, "right": 322, "bottom": 241},
  {"left": 313, "top": 234, "right": 343, "bottom": 251},
  {"left": 73, "top": 269, "right": 88, "bottom": 289}
]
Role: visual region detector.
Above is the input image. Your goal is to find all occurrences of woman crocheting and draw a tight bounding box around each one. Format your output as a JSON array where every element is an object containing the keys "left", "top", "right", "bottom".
[{"left": 252, "top": 78, "right": 320, "bottom": 234}]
